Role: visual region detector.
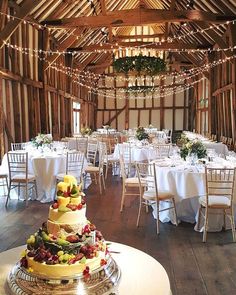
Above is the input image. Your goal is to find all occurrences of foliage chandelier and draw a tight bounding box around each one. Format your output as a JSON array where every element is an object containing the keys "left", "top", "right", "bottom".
[{"left": 112, "top": 55, "right": 166, "bottom": 76}]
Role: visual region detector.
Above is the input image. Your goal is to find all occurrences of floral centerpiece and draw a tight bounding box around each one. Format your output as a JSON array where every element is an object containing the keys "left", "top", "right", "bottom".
[
  {"left": 136, "top": 127, "right": 149, "bottom": 141},
  {"left": 80, "top": 127, "right": 92, "bottom": 136},
  {"left": 32, "top": 133, "right": 52, "bottom": 148},
  {"left": 179, "top": 134, "right": 207, "bottom": 160}
]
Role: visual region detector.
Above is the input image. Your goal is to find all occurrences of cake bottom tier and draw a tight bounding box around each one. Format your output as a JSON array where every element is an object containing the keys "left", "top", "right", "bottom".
[
  {"left": 26, "top": 250, "right": 106, "bottom": 278},
  {"left": 7, "top": 254, "right": 121, "bottom": 295}
]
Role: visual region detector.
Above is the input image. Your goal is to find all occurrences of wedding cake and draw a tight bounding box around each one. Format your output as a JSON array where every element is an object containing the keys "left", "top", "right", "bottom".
[
  {"left": 20, "top": 175, "right": 108, "bottom": 278},
  {"left": 7, "top": 176, "right": 121, "bottom": 294}
]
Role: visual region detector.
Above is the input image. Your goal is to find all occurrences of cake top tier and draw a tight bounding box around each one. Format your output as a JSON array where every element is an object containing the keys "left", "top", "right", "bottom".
[{"left": 52, "top": 175, "right": 86, "bottom": 212}]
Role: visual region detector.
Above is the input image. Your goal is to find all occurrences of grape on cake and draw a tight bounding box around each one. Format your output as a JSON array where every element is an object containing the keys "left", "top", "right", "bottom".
[{"left": 20, "top": 175, "right": 107, "bottom": 278}]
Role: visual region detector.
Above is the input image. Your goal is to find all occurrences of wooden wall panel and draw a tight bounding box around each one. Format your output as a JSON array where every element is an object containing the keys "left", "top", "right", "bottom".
[
  {"left": 151, "top": 110, "right": 160, "bottom": 129},
  {"left": 175, "top": 109, "right": 184, "bottom": 130},
  {"left": 129, "top": 110, "right": 138, "bottom": 128},
  {"left": 136, "top": 98, "right": 144, "bottom": 108},
  {"left": 164, "top": 110, "right": 173, "bottom": 129},
  {"left": 140, "top": 110, "right": 149, "bottom": 127},
  {"left": 176, "top": 92, "right": 184, "bottom": 106},
  {"left": 153, "top": 95, "right": 161, "bottom": 107},
  {"left": 164, "top": 94, "right": 173, "bottom": 107},
  {"left": 118, "top": 109, "right": 126, "bottom": 131},
  {"left": 96, "top": 78, "right": 189, "bottom": 131},
  {"left": 0, "top": 7, "right": 91, "bottom": 155}
]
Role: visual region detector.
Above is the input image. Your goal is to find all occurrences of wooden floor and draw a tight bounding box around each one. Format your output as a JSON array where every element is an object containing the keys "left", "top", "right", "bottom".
[{"left": 1, "top": 174, "right": 236, "bottom": 295}]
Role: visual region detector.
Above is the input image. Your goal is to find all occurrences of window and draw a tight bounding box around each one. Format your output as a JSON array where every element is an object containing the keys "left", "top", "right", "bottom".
[{"left": 73, "top": 101, "right": 80, "bottom": 134}]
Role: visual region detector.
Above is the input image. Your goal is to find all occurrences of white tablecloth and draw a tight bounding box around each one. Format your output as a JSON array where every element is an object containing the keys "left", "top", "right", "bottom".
[
  {"left": 1, "top": 151, "right": 88, "bottom": 203},
  {"left": 0, "top": 243, "right": 171, "bottom": 295},
  {"left": 183, "top": 131, "right": 229, "bottom": 156},
  {"left": 97, "top": 128, "right": 117, "bottom": 134},
  {"left": 114, "top": 143, "right": 160, "bottom": 162},
  {"left": 152, "top": 158, "right": 236, "bottom": 232},
  {"left": 203, "top": 142, "right": 228, "bottom": 156}
]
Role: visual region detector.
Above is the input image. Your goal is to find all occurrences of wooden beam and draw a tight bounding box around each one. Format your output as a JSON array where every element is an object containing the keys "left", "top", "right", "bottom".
[
  {"left": 0, "top": 0, "right": 41, "bottom": 49},
  {"left": 125, "top": 75, "right": 129, "bottom": 129},
  {"left": 0, "top": 74, "right": 4, "bottom": 158},
  {"left": 42, "top": 9, "right": 235, "bottom": 28},
  {"left": 212, "top": 83, "right": 234, "bottom": 96},
  {"left": 77, "top": 53, "right": 98, "bottom": 71},
  {"left": 0, "top": 0, "right": 8, "bottom": 30},
  {"left": 197, "top": 22, "right": 233, "bottom": 61},
  {"left": 0, "top": 67, "right": 43, "bottom": 88},
  {"left": 108, "top": 25, "right": 115, "bottom": 43},
  {"left": 229, "top": 23, "right": 236, "bottom": 142},
  {"left": 114, "top": 33, "right": 165, "bottom": 40},
  {"left": 87, "top": 61, "right": 111, "bottom": 70},
  {"left": 0, "top": 67, "right": 77, "bottom": 101},
  {"left": 170, "top": 0, "right": 176, "bottom": 10},
  {"left": 97, "top": 106, "right": 188, "bottom": 111},
  {"left": 69, "top": 41, "right": 209, "bottom": 52},
  {"left": 100, "top": 0, "right": 107, "bottom": 15},
  {"left": 44, "top": 27, "right": 84, "bottom": 71},
  {"left": 38, "top": 29, "right": 50, "bottom": 134},
  {"left": 103, "top": 105, "right": 126, "bottom": 126},
  {"left": 178, "top": 52, "right": 210, "bottom": 80}
]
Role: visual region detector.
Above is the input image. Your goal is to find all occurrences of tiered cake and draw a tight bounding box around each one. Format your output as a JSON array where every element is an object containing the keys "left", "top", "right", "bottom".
[
  {"left": 21, "top": 175, "right": 107, "bottom": 278},
  {"left": 7, "top": 176, "right": 121, "bottom": 295}
]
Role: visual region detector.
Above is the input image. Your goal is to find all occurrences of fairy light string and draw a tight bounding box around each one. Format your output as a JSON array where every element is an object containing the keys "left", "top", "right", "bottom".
[
  {"left": 1, "top": 11, "right": 235, "bottom": 100},
  {"left": 3, "top": 39, "right": 236, "bottom": 86},
  {"left": 3, "top": 39, "right": 236, "bottom": 56},
  {"left": 0, "top": 11, "right": 236, "bottom": 53}
]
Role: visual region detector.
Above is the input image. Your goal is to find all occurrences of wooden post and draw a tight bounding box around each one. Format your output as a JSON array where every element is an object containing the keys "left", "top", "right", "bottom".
[
  {"left": 38, "top": 29, "right": 49, "bottom": 134},
  {"left": 0, "top": 74, "right": 4, "bottom": 158},
  {"left": 160, "top": 78, "right": 164, "bottom": 130},
  {"left": 172, "top": 76, "right": 176, "bottom": 131},
  {"left": 125, "top": 74, "right": 129, "bottom": 129},
  {"left": 229, "top": 23, "right": 236, "bottom": 142}
]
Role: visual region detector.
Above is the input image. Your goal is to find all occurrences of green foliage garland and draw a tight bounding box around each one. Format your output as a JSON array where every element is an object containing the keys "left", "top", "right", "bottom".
[
  {"left": 126, "top": 85, "right": 155, "bottom": 94},
  {"left": 113, "top": 55, "right": 166, "bottom": 76}
]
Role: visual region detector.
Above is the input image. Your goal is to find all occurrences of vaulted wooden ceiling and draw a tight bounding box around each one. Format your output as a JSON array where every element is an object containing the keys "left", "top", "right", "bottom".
[{"left": 7, "top": 0, "right": 236, "bottom": 73}]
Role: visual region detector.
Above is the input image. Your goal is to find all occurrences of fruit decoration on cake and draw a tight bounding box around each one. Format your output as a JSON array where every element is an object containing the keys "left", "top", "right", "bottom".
[{"left": 19, "top": 175, "right": 108, "bottom": 278}]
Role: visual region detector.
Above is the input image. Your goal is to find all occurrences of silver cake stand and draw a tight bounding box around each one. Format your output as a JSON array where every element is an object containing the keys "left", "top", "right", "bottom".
[{"left": 6, "top": 254, "right": 121, "bottom": 295}]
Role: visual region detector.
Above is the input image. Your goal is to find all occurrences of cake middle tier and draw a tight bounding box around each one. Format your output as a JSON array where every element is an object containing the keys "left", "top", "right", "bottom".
[{"left": 47, "top": 206, "right": 87, "bottom": 236}]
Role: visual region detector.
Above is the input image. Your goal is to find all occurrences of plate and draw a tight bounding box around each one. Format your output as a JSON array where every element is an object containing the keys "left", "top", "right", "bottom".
[{"left": 7, "top": 254, "right": 121, "bottom": 295}]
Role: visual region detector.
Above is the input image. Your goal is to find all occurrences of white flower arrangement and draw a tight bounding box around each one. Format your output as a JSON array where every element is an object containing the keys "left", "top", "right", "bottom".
[{"left": 32, "top": 133, "right": 53, "bottom": 148}]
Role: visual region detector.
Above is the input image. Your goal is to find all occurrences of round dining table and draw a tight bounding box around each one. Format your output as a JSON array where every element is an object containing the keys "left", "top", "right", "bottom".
[
  {"left": 1, "top": 149, "right": 89, "bottom": 203},
  {"left": 113, "top": 143, "right": 162, "bottom": 162},
  {"left": 152, "top": 157, "right": 236, "bottom": 232},
  {"left": 183, "top": 131, "right": 229, "bottom": 156},
  {"left": 0, "top": 242, "right": 171, "bottom": 295}
]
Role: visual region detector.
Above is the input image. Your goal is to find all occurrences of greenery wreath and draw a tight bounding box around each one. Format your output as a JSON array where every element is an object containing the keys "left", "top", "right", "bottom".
[{"left": 113, "top": 54, "right": 166, "bottom": 76}]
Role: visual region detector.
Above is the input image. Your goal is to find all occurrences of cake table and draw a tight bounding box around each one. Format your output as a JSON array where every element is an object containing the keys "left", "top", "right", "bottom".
[{"left": 0, "top": 242, "right": 171, "bottom": 295}]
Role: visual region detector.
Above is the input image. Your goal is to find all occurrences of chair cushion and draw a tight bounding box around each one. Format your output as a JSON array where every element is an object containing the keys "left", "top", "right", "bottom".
[
  {"left": 199, "top": 195, "right": 231, "bottom": 208},
  {"left": 85, "top": 166, "right": 99, "bottom": 173},
  {"left": 143, "top": 189, "right": 174, "bottom": 201},
  {"left": 125, "top": 177, "right": 140, "bottom": 186},
  {"left": 125, "top": 177, "right": 146, "bottom": 187},
  {"left": 0, "top": 173, "right": 8, "bottom": 178},
  {"left": 12, "top": 174, "right": 36, "bottom": 182}
]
